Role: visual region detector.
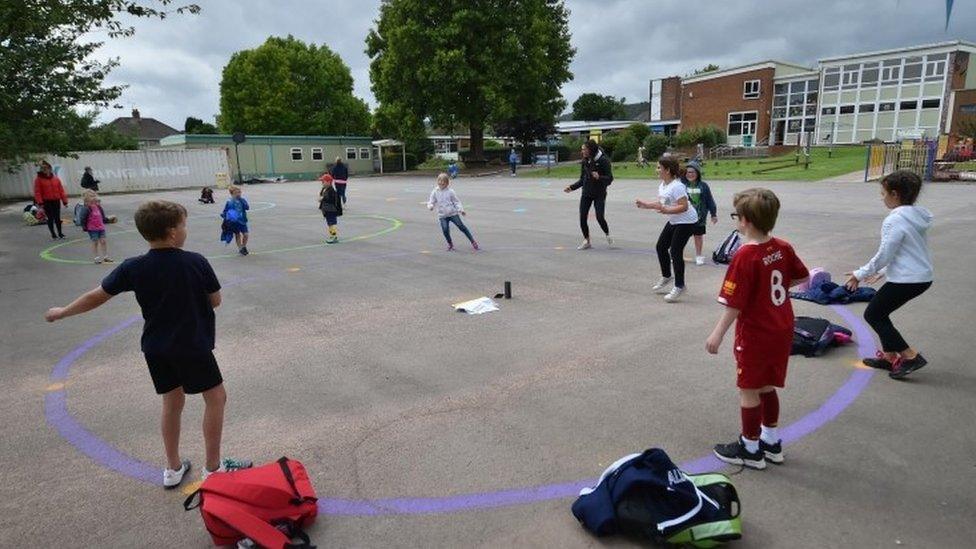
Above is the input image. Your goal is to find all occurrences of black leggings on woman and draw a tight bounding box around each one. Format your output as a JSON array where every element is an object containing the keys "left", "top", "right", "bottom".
[
  {"left": 42, "top": 200, "right": 64, "bottom": 238},
  {"left": 655, "top": 222, "right": 696, "bottom": 288},
  {"left": 863, "top": 281, "right": 931, "bottom": 352},
  {"left": 579, "top": 195, "right": 609, "bottom": 239}
]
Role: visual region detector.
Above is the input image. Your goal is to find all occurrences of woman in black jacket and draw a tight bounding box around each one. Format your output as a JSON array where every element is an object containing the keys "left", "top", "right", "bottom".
[{"left": 564, "top": 139, "right": 614, "bottom": 249}]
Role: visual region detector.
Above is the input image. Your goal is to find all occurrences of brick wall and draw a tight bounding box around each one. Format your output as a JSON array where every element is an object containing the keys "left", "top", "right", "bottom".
[
  {"left": 680, "top": 67, "right": 775, "bottom": 143},
  {"left": 949, "top": 88, "right": 976, "bottom": 136},
  {"left": 661, "top": 76, "right": 682, "bottom": 120}
]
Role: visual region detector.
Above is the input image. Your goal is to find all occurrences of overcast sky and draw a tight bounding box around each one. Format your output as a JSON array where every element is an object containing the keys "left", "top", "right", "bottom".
[{"left": 93, "top": 0, "right": 976, "bottom": 129}]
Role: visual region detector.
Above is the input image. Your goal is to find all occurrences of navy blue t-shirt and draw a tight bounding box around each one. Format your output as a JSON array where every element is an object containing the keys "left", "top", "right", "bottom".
[{"left": 101, "top": 248, "right": 221, "bottom": 355}]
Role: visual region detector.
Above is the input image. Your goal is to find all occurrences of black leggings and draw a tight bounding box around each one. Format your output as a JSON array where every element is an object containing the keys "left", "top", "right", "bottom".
[
  {"left": 579, "top": 195, "right": 609, "bottom": 239},
  {"left": 655, "top": 222, "right": 695, "bottom": 288},
  {"left": 863, "top": 281, "right": 931, "bottom": 353},
  {"left": 42, "top": 200, "right": 63, "bottom": 238}
]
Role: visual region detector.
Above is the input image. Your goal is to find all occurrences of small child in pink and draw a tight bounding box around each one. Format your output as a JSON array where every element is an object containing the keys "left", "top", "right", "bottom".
[{"left": 81, "top": 190, "right": 112, "bottom": 264}]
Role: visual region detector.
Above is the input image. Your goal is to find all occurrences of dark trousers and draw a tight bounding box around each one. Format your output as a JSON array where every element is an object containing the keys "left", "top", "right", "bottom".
[
  {"left": 579, "top": 195, "right": 609, "bottom": 239},
  {"left": 335, "top": 183, "right": 347, "bottom": 203},
  {"left": 42, "top": 200, "right": 63, "bottom": 238},
  {"left": 440, "top": 215, "right": 474, "bottom": 245},
  {"left": 864, "top": 281, "right": 931, "bottom": 352},
  {"left": 655, "top": 222, "right": 695, "bottom": 288}
]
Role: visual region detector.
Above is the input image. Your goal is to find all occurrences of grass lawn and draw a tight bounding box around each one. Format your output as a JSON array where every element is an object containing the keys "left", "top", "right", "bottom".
[{"left": 522, "top": 146, "right": 868, "bottom": 181}]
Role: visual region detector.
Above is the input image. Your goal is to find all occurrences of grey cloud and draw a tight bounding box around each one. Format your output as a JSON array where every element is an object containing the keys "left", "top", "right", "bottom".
[{"left": 90, "top": 0, "right": 975, "bottom": 128}]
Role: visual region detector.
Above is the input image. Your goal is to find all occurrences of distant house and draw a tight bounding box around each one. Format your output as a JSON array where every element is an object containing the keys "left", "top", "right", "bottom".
[{"left": 106, "top": 109, "right": 180, "bottom": 149}]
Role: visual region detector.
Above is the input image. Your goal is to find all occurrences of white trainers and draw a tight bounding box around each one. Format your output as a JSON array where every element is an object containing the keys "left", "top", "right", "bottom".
[
  {"left": 695, "top": 256, "right": 706, "bottom": 266},
  {"left": 163, "top": 459, "right": 191, "bottom": 489},
  {"left": 94, "top": 256, "right": 102, "bottom": 264},
  {"left": 606, "top": 234, "right": 614, "bottom": 248},
  {"left": 652, "top": 276, "right": 673, "bottom": 294},
  {"left": 202, "top": 457, "right": 253, "bottom": 481},
  {"left": 577, "top": 240, "right": 592, "bottom": 250},
  {"left": 664, "top": 286, "right": 685, "bottom": 303}
]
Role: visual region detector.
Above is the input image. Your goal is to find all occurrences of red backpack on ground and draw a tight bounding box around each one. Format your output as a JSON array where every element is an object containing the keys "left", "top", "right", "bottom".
[{"left": 184, "top": 457, "right": 318, "bottom": 548}]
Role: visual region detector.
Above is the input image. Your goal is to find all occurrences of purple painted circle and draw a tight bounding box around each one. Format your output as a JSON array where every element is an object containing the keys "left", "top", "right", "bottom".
[{"left": 46, "top": 286, "right": 876, "bottom": 515}]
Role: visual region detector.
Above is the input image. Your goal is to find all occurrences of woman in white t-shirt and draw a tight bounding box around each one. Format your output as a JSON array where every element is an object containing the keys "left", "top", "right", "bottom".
[{"left": 636, "top": 156, "right": 700, "bottom": 302}]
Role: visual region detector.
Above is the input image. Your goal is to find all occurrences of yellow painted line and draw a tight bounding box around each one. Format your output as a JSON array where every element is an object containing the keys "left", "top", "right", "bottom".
[
  {"left": 287, "top": 267, "right": 301, "bottom": 272},
  {"left": 385, "top": 197, "right": 398, "bottom": 202},
  {"left": 554, "top": 246, "right": 565, "bottom": 250},
  {"left": 46, "top": 382, "right": 66, "bottom": 392},
  {"left": 420, "top": 250, "right": 431, "bottom": 254}
]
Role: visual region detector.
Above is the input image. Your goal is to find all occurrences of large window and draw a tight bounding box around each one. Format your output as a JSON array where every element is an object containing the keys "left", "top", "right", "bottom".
[
  {"left": 823, "top": 68, "right": 840, "bottom": 91},
  {"left": 861, "top": 62, "right": 879, "bottom": 86},
  {"left": 924, "top": 55, "right": 947, "bottom": 82},
  {"left": 772, "top": 78, "right": 818, "bottom": 145},
  {"left": 728, "top": 111, "right": 758, "bottom": 136},
  {"left": 902, "top": 57, "right": 923, "bottom": 84},
  {"left": 881, "top": 59, "right": 901, "bottom": 85},
  {"left": 841, "top": 64, "right": 860, "bottom": 90},
  {"left": 743, "top": 80, "right": 761, "bottom": 99}
]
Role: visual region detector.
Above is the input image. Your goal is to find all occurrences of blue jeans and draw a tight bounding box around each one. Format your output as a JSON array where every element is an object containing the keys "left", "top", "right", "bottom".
[
  {"left": 439, "top": 215, "right": 474, "bottom": 245},
  {"left": 335, "top": 183, "right": 347, "bottom": 203}
]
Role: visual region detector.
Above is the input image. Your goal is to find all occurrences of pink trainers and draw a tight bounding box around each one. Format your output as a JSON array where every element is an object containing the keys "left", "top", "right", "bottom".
[
  {"left": 472, "top": 241, "right": 480, "bottom": 251},
  {"left": 447, "top": 244, "right": 454, "bottom": 251}
]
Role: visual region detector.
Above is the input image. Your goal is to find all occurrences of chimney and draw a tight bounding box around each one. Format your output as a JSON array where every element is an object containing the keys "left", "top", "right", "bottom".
[{"left": 132, "top": 108, "right": 140, "bottom": 119}]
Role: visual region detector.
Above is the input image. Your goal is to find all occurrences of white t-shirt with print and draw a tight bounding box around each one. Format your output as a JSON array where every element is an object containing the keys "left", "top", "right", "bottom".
[{"left": 658, "top": 180, "right": 699, "bottom": 225}]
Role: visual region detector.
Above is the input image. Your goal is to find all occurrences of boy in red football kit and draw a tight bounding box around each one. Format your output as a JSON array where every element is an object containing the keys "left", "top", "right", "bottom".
[{"left": 706, "top": 188, "right": 809, "bottom": 470}]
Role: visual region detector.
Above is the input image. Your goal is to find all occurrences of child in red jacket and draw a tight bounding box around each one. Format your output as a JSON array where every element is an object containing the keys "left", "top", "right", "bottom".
[{"left": 33, "top": 160, "right": 68, "bottom": 239}]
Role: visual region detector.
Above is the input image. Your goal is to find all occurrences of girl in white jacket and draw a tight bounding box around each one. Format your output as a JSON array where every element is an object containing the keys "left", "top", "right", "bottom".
[
  {"left": 427, "top": 173, "right": 479, "bottom": 251},
  {"left": 845, "top": 170, "right": 933, "bottom": 379}
]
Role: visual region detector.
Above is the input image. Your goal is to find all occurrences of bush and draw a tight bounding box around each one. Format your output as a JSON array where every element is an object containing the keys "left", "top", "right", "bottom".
[
  {"left": 484, "top": 140, "right": 506, "bottom": 150},
  {"left": 601, "top": 132, "right": 639, "bottom": 162},
  {"left": 674, "top": 125, "right": 726, "bottom": 149},
  {"left": 625, "top": 123, "right": 651, "bottom": 145},
  {"left": 643, "top": 134, "right": 670, "bottom": 161}
]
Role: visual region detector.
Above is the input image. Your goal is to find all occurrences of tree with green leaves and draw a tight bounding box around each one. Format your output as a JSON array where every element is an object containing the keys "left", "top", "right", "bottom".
[
  {"left": 0, "top": 1, "right": 199, "bottom": 168},
  {"left": 366, "top": 0, "right": 574, "bottom": 162},
  {"left": 692, "top": 63, "right": 720, "bottom": 75},
  {"left": 219, "top": 36, "right": 370, "bottom": 136},
  {"left": 184, "top": 116, "right": 218, "bottom": 134},
  {"left": 571, "top": 93, "right": 627, "bottom": 121}
]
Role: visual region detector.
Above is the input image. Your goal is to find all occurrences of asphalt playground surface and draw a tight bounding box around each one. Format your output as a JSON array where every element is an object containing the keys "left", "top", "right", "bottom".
[{"left": 1, "top": 171, "right": 975, "bottom": 548}]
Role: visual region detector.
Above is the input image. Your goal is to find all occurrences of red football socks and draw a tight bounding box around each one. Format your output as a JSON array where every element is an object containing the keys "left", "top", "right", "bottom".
[
  {"left": 740, "top": 405, "right": 761, "bottom": 441},
  {"left": 760, "top": 390, "right": 780, "bottom": 427}
]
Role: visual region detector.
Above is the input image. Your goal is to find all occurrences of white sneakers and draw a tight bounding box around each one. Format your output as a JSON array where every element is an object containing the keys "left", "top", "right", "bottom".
[
  {"left": 202, "top": 457, "right": 253, "bottom": 481},
  {"left": 695, "top": 256, "right": 706, "bottom": 266},
  {"left": 577, "top": 240, "right": 592, "bottom": 250},
  {"left": 606, "top": 234, "right": 614, "bottom": 248},
  {"left": 664, "top": 286, "right": 685, "bottom": 303},
  {"left": 652, "top": 276, "right": 673, "bottom": 293},
  {"left": 163, "top": 459, "right": 191, "bottom": 489}
]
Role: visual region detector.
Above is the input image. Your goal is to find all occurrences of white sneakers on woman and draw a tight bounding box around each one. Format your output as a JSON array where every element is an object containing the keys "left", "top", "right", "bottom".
[
  {"left": 652, "top": 276, "right": 673, "bottom": 293},
  {"left": 664, "top": 286, "right": 685, "bottom": 303}
]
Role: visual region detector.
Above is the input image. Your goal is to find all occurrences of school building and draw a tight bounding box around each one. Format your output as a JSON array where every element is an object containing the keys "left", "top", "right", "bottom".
[
  {"left": 647, "top": 40, "right": 976, "bottom": 147},
  {"left": 158, "top": 134, "right": 376, "bottom": 181}
]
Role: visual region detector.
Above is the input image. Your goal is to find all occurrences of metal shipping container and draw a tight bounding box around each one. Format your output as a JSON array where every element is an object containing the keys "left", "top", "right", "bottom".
[{"left": 0, "top": 149, "right": 230, "bottom": 200}]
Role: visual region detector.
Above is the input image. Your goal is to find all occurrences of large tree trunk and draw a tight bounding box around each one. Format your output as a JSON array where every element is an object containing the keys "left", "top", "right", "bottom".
[{"left": 467, "top": 125, "right": 486, "bottom": 167}]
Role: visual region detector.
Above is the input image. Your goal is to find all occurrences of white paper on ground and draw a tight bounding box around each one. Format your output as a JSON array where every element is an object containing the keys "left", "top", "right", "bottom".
[{"left": 453, "top": 296, "right": 499, "bottom": 315}]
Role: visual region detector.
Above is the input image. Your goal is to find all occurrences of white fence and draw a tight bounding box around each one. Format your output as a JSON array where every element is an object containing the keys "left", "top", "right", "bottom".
[{"left": 0, "top": 149, "right": 230, "bottom": 200}]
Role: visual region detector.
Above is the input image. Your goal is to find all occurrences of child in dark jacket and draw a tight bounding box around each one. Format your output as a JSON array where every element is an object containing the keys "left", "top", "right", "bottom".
[
  {"left": 318, "top": 174, "right": 342, "bottom": 243},
  {"left": 80, "top": 190, "right": 113, "bottom": 264},
  {"left": 683, "top": 161, "right": 718, "bottom": 265}
]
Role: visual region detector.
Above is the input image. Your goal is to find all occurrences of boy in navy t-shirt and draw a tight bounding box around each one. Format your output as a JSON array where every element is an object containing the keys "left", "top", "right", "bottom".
[{"left": 46, "top": 200, "right": 250, "bottom": 488}]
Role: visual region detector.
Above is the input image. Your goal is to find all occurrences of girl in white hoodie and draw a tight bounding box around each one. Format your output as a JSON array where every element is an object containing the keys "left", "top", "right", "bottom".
[
  {"left": 845, "top": 170, "right": 933, "bottom": 379},
  {"left": 427, "top": 173, "right": 479, "bottom": 251}
]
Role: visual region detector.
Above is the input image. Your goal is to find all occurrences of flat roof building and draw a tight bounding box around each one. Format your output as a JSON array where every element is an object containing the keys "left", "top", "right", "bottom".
[{"left": 159, "top": 134, "right": 375, "bottom": 181}]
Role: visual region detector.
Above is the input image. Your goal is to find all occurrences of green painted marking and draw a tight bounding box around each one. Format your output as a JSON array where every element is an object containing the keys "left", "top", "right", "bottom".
[{"left": 40, "top": 214, "right": 403, "bottom": 264}]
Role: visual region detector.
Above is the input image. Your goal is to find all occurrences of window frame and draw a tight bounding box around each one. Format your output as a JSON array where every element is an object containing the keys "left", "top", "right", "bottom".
[
  {"left": 359, "top": 147, "right": 371, "bottom": 159},
  {"left": 311, "top": 147, "right": 323, "bottom": 161},
  {"left": 290, "top": 147, "right": 303, "bottom": 161},
  {"left": 743, "top": 79, "right": 761, "bottom": 99},
  {"left": 345, "top": 147, "right": 357, "bottom": 160}
]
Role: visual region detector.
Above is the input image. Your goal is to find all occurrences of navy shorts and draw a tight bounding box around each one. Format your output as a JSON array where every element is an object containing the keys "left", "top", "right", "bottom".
[
  {"left": 88, "top": 230, "right": 106, "bottom": 241},
  {"left": 144, "top": 351, "right": 223, "bottom": 394}
]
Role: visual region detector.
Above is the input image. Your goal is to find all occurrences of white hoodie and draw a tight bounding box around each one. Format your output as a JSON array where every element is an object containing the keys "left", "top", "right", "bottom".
[
  {"left": 854, "top": 205, "right": 933, "bottom": 283},
  {"left": 427, "top": 186, "right": 464, "bottom": 218}
]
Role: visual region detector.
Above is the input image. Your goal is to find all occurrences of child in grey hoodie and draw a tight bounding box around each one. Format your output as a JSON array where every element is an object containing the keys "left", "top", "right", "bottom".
[
  {"left": 427, "top": 173, "right": 479, "bottom": 251},
  {"left": 845, "top": 170, "right": 933, "bottom": 379}
]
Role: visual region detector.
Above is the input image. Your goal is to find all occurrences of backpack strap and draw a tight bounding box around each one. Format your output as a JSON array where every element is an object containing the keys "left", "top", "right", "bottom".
[
  {"left": 205, "top": 497, "right": 314, "bottom": 549},
  {"left": 277, "top": 457, "right": 316, "bottom": 504}
]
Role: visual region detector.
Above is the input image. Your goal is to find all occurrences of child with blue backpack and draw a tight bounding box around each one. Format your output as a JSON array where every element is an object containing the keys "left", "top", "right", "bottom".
[{"left": 221, "top": 185, "right": 250, "bottom": 255}]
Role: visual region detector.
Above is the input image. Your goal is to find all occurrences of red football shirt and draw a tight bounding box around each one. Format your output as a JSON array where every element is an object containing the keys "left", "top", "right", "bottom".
[{"left": 718, "top": 238, "right": 809, "bottom": 383}]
